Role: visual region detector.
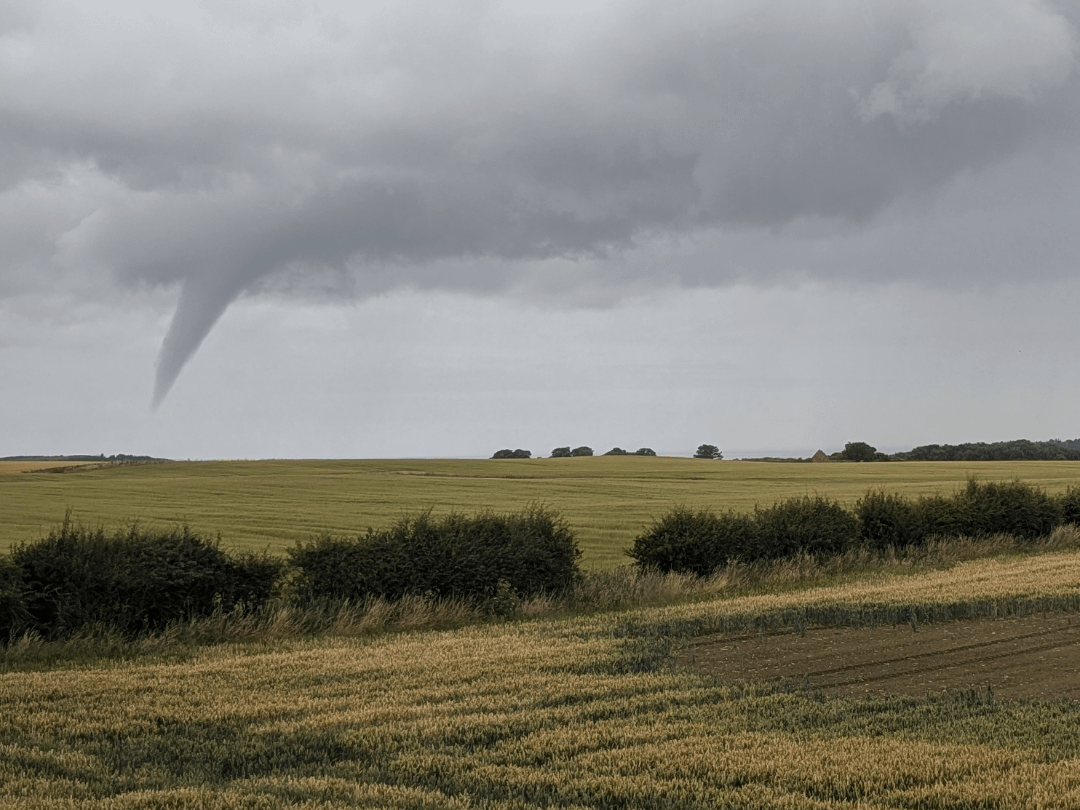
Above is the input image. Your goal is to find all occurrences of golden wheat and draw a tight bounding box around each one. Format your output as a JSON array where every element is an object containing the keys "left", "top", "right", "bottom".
[{"left": 4, "top": 550, "right": 1080, "bottom": 808}]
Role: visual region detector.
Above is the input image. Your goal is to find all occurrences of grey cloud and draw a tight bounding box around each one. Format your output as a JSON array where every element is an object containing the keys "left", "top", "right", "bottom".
[
  {"left": 3, "top": 0, "right": 1080, "bottom": 401},
  {"left": 861, "top": 0, "right": 1078, "bottom": 124}
]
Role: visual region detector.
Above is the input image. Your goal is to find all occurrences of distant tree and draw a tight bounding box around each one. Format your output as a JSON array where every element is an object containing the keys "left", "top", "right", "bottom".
[
  {"left": 571, "top": 446, "right": 593, "bottom": 457},
  {"left": 603, "top": 447, "right": 628, "bottom": 456},
  {"left": 694, "top": 444, "right": 722, "bottom": 459},
  {"left": 550, "top": 447, "right": 572, "bottom": 458},
  {"left": 841, "top": 442, "right": 878, "bottom": 462},
  {"left": 492, "top": 449, "right": 531, "bottom": 459},
  {"left": 635, "top": 448, "right": 657, "bottom": 456}
]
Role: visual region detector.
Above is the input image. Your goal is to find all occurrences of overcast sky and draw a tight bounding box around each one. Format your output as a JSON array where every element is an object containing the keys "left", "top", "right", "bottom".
[{"left": 3, "top": 0, "right": 1080, "bottom": 459}]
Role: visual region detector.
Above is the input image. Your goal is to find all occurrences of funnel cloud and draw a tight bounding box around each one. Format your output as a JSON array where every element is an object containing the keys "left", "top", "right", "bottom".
[{"left": 4, "top": 0, "right": 1080, "bottom": 405}]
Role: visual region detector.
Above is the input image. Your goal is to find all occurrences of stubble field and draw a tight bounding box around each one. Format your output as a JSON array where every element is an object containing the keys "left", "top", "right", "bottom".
[{"left": 4, "top": 456, "right": 1080, "bottom": 568}]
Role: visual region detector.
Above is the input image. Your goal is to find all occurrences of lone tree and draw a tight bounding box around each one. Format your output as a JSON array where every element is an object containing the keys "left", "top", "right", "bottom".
[
  {"left": 550, "top": 446, "right": 572, "bottom": 458},
  {"left": 841, "top": 442, "right": 877, "bottom": 462},
  {"left": 603, "top": 447, "right": 628, "bottom": 456},
  {"left": 694, "top": 444, "right": 723, "bottom": 459},
  {"left": 570, "top": 446, "right": 593, "bottom": 457},
  {"left": 635, "top": 448, "right": 657, "bottom": 456}
]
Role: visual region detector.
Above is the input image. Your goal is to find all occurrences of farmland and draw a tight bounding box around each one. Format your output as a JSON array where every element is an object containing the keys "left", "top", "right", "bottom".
[
  {"left": 4, "top": 457, "right": 1080, "bottom": 568},
  {"left": 4, "top": 549, "right": 1080, "bottom": 808}
]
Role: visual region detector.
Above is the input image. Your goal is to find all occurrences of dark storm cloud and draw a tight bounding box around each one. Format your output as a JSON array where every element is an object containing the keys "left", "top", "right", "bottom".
[{"left": 2, "top": 0, "right": 1079, "bottom": 402}]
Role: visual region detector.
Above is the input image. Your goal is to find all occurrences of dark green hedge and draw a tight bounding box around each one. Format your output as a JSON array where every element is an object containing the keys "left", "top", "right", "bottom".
[
  {"left": 1, "top": 506, "right": 581, "bottom": 644},
  {"left": 628, "top": 496, "right": 854, "bottom": 572},
  {"left": 752, "top": 496, "right": 858, "bottom": 560},
  {"left": 631, "top": 479, "right": 1079, "bottom": 575},
  {"left": 620, "top": 506, "right": 756, "bottom": 576},
  {"left": 8, "top": 519, "right": 282, "bottom": 639},
  {"left": 288, "top": 506, "right": 581, "bottom": 602},
  {"left": 0, "top": 555, "right": 28, "bottom": 643}
]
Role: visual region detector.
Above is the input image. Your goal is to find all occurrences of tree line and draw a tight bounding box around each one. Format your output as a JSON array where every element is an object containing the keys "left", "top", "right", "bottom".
[
  {"left": 846, "top": 439, "right": 1080, "bottom": 462},
  {"left": 742, "top": 439, "right": 1080, "bottom": 463},
  {"left": 491, "top": 444, "right": 722, "bottom": 459}
]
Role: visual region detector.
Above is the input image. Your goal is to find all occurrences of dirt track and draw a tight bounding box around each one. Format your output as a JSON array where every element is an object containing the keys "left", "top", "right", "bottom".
[{"left": 683, "top": 612, "right": 1080, "bottom": 700}]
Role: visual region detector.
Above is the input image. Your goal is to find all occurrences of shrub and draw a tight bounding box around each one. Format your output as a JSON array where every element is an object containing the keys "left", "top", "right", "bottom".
[
  {"left": 856, "top": 490, "right": 923, "bottom": 549},
  {"left": 950, "top": 478, "right": 1061, "bottom": 540},
  {"left": 571, "top": 446, "right": 593, "bottom": 457},
  {"left": 289, "top": 506, "right": 581, "bottom": 603},
  {"left": 491, "top": 449, "right": 531, "bottom": 459},
  {"left": 627, "top": 506, "right": 756, "bottom": 576},
  {"left": 632, "top": 497, "right": 857, "bottom": 574},
  {"left": 752, "top": 495, "right": 858, "bottom": 560},
  {"left": 603, "top": 447, "right": 628, "bottom": 456},
  {"left": 635, "top": 448, "right": 657, "bottom": 456},
  {"left": 10, "top": 518, "right": 283, "bottom": 639},
  {"left": 550, "top": 447, "right": 572, "bottom": 458},
  {"left": 908, "top": 493, "right": 962, "bottom": 541},
  {"left": 633, "top": 480, "right": 1073, "bottom": 577},
  {"left": 859, "top": 483, "right": 1059, "bottom": 547},
  {"left": 0, "top": 555, "right": 28, "bottom": 643},
  {"left": 1060, "top": 485, "right": 1080, "bottom": 527}
]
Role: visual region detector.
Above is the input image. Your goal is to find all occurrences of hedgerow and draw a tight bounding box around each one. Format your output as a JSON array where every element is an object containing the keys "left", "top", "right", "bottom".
[
  {"left": 0, "top": 555, "right": 28, "bottom": 643},
  {"left": 288, "top": 505, "right": 581, "bottom": 603},
  {"left": 631, "top": 479, "right": 1080, "bottom": 575},
  {"left": 8, "top": 517, "right": 282, "bottom": 639},
  {"left": 0, "top": 506, "right": 581, "bottom": 645},
  {"left": 752, "top": 495, "right": 858, "bottom": 560},
  {"left": 621, "top": 506, "right": 756, "bottom": 576}
]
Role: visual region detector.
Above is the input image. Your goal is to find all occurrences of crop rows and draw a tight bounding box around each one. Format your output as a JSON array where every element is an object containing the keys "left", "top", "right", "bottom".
[{"left": 4, "top": 548, "right": 1080, "bottom": 808}]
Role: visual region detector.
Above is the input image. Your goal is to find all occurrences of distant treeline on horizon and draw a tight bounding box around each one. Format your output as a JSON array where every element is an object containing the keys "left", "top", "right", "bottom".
[
  {"left": 894, "top": 438, "right": 1080, "bottom": 461},
  {"left": 0, "top": 454, "right": 170, "bottom": 462},
  {"left": 5, "top": 439, "right": 1080, "bottom": 464},
  {"left": 743, "top": 438, "right": 1080, "bottom": 463}
]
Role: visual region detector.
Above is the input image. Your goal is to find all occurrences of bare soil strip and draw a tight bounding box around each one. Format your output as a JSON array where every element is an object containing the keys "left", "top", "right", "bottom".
[{"left": 683, "top": 612, "right": 1080, "bottom": 700}]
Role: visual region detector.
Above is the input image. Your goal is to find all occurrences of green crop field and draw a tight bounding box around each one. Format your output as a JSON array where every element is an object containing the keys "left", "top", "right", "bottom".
[{"left": 4, "top": 457, "right": 1080, "bottom": 568}]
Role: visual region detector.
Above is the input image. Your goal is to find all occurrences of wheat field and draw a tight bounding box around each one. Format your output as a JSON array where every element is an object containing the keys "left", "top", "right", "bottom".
[
  {"left": 4, "top": 548, "right": 1080, "bottom": 808},
  {"left": 4, "top": 457, "right": 1080, "bottom": 568}
]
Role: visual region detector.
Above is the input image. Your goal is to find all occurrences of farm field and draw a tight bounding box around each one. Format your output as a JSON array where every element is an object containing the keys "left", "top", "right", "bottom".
[
  {"left": 4, "top": 457, "right": 1080, "bottom": 568},
  {"left": 4, "top": 549, "right": 1080, "bottom": 808},
  {"left": 686, "top": 612, "right": 1080, "bottom": 699}
]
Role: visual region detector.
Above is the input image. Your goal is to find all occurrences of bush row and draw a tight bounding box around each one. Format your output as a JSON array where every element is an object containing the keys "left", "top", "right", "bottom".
[
  {"left": 0, "top": 518, "right": 283, "bottom": 642},
  {"left": 1, "top": 506, "right": 582, "bottom": 644},
  {"left": 629, "top": 480, "right": 1080, "bottom": 575},
  {"left": 287, "top": 506, "right": 581, "bottom": 603}
]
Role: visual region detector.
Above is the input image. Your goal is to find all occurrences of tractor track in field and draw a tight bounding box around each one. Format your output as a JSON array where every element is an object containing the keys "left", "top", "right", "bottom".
[{"left": 682, "top": 612, "right": 1080, "bottom": 699}]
